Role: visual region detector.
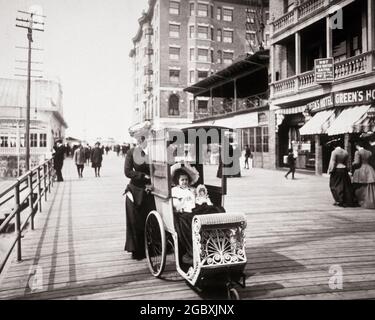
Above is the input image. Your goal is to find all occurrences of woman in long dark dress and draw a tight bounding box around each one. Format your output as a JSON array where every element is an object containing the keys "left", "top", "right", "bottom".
[
  {"left": 124, "top": 136, "right": 155, "bottom": 260},
  {"left": 91, "top": 142, "right": 103, "bottom": 177},
  {"left": 352, "top": 140, "right": 375, "bottom": 209},
  {"left": 327, "top": 138, "right": 355, "bottom": 207}
]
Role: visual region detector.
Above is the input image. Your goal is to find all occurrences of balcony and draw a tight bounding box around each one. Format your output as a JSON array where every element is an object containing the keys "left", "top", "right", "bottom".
[
  {"left": 271, "top": 51, "right": 375, "bottom": 98},
  {"left": 144, "top": 64, "right": 153, "bottom": 76},
  {"left": 272, "top": 0, "right": 326, "bottom": 35}
]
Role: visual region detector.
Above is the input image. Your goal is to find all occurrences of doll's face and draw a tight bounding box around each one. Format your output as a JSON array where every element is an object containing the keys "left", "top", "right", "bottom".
[
  {"left": 199, "top": 189, "right": 205, "bottom": 196},
  {"left": 178, "top": 174, "right": 189, "bottom": 188}
]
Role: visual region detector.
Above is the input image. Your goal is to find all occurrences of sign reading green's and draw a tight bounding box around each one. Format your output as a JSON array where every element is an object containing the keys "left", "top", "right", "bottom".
[{"left": 315, "top": 58, "right": 334, "bottom": 84}]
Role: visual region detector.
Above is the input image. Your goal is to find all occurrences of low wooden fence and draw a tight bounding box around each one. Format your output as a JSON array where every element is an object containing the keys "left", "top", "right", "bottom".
[{"left": 0, "top": 158, "right": 55, "bottom": 274}]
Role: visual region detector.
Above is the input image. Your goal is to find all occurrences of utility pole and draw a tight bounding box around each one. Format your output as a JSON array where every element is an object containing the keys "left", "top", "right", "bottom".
[{"left": 15, "top": 10, "right": 45, "bottom": 171}]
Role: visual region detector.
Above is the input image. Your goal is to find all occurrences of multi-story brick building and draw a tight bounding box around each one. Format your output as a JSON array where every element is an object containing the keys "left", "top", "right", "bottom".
[
  {"left": 269, "top": 0, "right": 375, "bottom": 175},
  {"left": 129, "top": 0, "right": 270, "bottom": 131}
]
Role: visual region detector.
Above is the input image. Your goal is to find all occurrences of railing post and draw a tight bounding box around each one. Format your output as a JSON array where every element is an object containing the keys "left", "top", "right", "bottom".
[
  {"left": 44, "top": 163, "right": 48, "bottom": 201},
  {"left": 37, "top": 166, "right": 42, "bottom": 212},
  {"left": 14, "top": 183, "right": 22, "bottom": 262},
  {"left": 28, "top": 173, "right": 34, "bottom": 230}
]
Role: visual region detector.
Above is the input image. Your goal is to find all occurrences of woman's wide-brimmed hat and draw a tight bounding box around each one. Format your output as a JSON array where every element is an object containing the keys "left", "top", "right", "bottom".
[{"left": 170, "top": 162, "right": 199, "bottom": 185}]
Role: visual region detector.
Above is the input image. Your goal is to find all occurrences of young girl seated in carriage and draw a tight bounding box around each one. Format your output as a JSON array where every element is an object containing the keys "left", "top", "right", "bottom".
[{"left": 171, "top": 163, "right": 223, "bottom": 265}]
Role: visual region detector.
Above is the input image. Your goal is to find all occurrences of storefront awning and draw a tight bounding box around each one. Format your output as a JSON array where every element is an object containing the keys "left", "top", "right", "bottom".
[
  {"left": 299, "top": 109, "right": 335, "bottom": 135},
  {"left": 327, "top": 105, "right": 371, "bottom": 136},
  {"left": 352, "top": 106, "right": 375, "bottom": 133}
]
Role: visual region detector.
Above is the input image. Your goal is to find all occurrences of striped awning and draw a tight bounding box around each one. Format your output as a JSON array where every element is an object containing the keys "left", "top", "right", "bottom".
[
  {"left": 327, "top": 105, "right": 371, "bottom": 136},
  {"left": 276, "top": 105, "right": 306, "bottom": 115},
  {"left": 352, "top": 107, "right": 375, "bottom": 133},
  {"left": 299, "top": 109, "right": 336, "bottom": 135}
]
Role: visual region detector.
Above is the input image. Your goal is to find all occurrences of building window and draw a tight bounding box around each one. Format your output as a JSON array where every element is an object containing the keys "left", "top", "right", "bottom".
[
  {"left": 223, "top": 30, "right": 233, "bottom": 43},
  {"left": 197, "top": 100, "right": 208, "bottom": 113},
  {"left": 197, "top": 26, "right": 209, "bottom": 39},
  {"left": 169, "top": 1, "right": 180, "bottom": 15},
  {"left": 223, "top": 51, "right": 233, "bottom": 64},
  {"left": 30, "top": 133, "right": 38, "bottom": 147},
  {"left": 190, "top": 48, "right": 194, "bottom": 61},
  {"left": 39, "top": 133, "right": 47, "bottom": 147},
  {"left": 262, "top": 126, "right": 269, "bottom": 152},
  {"left": 0, "top": 136, "right": 9, "bottom": 147},
  {"left": 169, "top": 69, "right": 180, "bottom": 82},
  {"left": 211, "top": 27, "right": 214, "bottom": 40},
  {"left": 197, "top": 48, "right": 209, "bottom": 62},
  {"left": 189, "top": 100, "right": 194, "bottom": 113},
  {"left": 210, "top": 50, "right": 214, "bottom": 62},
  {"left": 265, "top": 34, "right": 270, "bottom": 47},
  {"left": 217, "top": 50, "right": 223, "bottom": 63},
  {"left": 256, "top": 127, "right": 262, "bottom": 152},
  {"left": 197, "top": 3, "right": 208, "bottom": 17},
  {"left": 169, "top": 24, "right": 180, "bottom": 38},
  {"left": 169, "top": 47, "right": 180, "bottom": 60},
  {"left": 189, "top": 25, "right": 195, "bottom": 38},
  {"left": 217, "top": 29, "right": 222, "bottom": 42},
  {"left": 223, "top": 8, "right": 233, "bottom": 22},
  {"left": 190, "top": 70, "right": 195, "bottom": 83},
  {"left": 210, "top": 5, "right": 214, "bottom": 18},
  {"left": 246, "top": 32, "right": 256, "bottom": 45},
  {"left": 197, "top": 70, "right": 208, "bottom": 81},
  {"left": 168, "top": 94, "right": 180, "bottom": 116},
  {"left": 190, "top": 3, "right": 195, "bottom": 16},
  {"left": 217, "top": 7, "right": 222, "bottom": 20}
]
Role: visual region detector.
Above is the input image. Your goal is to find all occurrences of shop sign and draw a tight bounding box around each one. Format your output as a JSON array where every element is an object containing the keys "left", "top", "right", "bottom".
[
  {"left": 306, "top": 94, "right": 334, "bottom": 112},
  {"left": 334, "top": 88, "right": 375, "bottom": 106},
  {"left": 315, "top": 58, "right": 334, "bottom": 84}
]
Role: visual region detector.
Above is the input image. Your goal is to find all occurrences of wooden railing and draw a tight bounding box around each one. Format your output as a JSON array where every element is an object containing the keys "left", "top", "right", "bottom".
[
  {"left": 271, "top": 51, "right": 375, "bottom": 98},
  {"left": 0, "top": 158, "right": 55, "bottom": 274},
  {"left": 272, "top": 0, "right": 327, "bottom": 34}
]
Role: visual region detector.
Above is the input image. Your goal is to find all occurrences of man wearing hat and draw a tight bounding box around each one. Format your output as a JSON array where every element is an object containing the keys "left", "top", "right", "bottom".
[{"left": 53, "top": 139, "right": 65, "bottom": 182}]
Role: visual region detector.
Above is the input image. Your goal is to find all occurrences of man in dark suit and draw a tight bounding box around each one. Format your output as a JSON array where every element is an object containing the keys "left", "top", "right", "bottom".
[{"left": 53, "top": 139, "right": 65, "bottom": 182}]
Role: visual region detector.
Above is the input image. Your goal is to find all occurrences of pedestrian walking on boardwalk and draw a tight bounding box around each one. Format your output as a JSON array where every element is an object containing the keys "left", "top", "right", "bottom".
[
  {"left": 327, "top": 138, "right": 355, "bottom": 207},
  {"left": 124, "top": 136, "right": 155, "bottom": 260},
  {"left": 352, "top": 140, "right": 375, "bottom": 209},
  {"left": 91, "top": 142, "right": 103, "bottom": 177},
  {"left": 284, "top": 148, "right": 296, "bottom": 179},
  {"left": 84, "top": 144, "right": 91, "bottom": 166},
  {"left": 73, "top": 144, "right": 86, "bottom": 178},
  {"left": 53, "top": 139, "right": 65, "bottom": 182},
  {"left": 244, "top": 145, "right": 252, "bottom": 169}
]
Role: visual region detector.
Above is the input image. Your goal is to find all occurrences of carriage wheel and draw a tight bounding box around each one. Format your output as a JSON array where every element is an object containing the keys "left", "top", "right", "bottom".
[
  {"left": 227, "top": 287, "right": 240, "bottom": 300},
  {"left": 145, "top": 211, "right": 167, "bottom": 277}
]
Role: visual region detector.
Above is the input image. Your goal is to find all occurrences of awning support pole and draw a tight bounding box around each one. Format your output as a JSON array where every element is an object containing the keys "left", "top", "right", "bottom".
[{"left": 234, "top": 79, "right": 237, "bottom": 112}]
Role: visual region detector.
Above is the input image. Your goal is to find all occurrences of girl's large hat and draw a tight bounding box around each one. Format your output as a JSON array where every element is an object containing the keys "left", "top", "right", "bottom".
[{"left": 170, "top": 162, "right": 199, "bottom": 185}]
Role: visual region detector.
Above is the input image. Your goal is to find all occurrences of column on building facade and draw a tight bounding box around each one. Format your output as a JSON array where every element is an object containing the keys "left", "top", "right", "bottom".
[
  {"left": 270, "top": 44, "right": 275, "bottom": 97},
  {"left": 368, "top": 0, "right": 374, "bottom": 70},
  {"left": 295, "top": 32, "right": 301, "bottom": 89},
  {"left": 326, "top": 16, "right": 332, "bottom": 57},
  {"left": 315, "top": 135, "right": 323, "bottom": 175}
]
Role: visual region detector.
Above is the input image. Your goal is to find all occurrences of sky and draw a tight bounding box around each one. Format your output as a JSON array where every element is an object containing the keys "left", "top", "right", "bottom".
[{"left": 0, "top": 0, "right": 148, "bottom": 143}]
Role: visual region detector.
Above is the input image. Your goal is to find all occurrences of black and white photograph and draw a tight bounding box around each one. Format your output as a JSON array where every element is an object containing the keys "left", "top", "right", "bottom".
[{"left": 1, "top": 0, "right": 375, "bottom": 306}]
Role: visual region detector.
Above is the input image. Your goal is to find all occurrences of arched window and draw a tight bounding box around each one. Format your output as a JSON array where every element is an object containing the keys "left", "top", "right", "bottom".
[{"left": 168, "top": 94, "right": 180, "bottom": 116}]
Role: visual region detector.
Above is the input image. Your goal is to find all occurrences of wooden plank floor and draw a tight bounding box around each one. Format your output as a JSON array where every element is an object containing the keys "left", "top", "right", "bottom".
[{"left": 0, "top": 154, "right": 375, "bottom": 300}]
